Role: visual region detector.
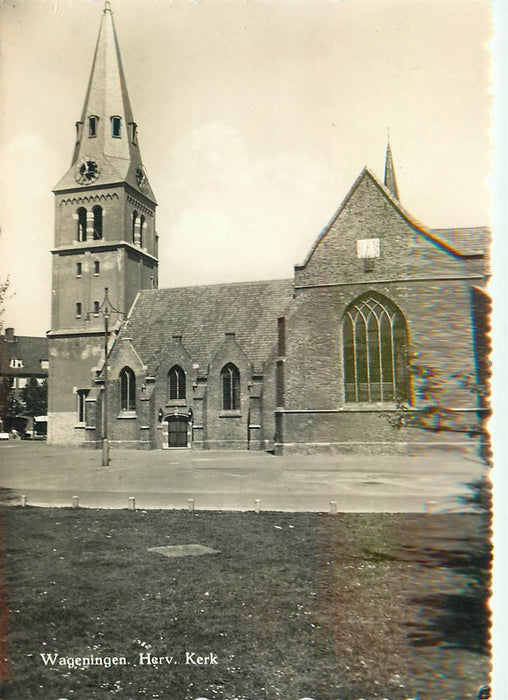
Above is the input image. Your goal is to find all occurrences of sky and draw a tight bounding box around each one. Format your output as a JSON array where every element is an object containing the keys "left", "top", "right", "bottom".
[{"left": 0, "top": 0, "right": 492, "bottom": 337}]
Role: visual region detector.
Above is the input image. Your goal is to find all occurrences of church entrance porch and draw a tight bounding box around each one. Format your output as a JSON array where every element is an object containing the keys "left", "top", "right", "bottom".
[{"left": 163, "top": 414, "right": 192, "bottom": 449}]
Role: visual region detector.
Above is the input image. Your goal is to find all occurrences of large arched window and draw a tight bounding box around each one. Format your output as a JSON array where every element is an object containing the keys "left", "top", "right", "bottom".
[
  {"left": 168, "top": 365, "right": 186, "bottom": 400},
  {"left": 221, "top": 363, "right": 240, "bottom": 410},
  {"left": 343, "top": 293, "right": 408, "bottom": 403},
  {"left": 119, "top": 367, "right": 136, "bottom": 411},
  {"left": 92, "top": 205, "right": 103, "bottom": 239},
  {"left": 77, "top": 207, "right": 87, "bottom": 241}
]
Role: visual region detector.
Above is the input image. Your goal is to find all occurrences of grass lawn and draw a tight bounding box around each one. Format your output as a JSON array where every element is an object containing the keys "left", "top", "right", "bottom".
[{"left": 0, "top": 508, "right": 490, "bottom": 700}]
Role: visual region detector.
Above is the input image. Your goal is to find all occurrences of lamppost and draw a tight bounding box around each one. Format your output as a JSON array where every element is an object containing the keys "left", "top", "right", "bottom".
[{"left": 87, "top": 287, "right": 122, "bottom": 466}]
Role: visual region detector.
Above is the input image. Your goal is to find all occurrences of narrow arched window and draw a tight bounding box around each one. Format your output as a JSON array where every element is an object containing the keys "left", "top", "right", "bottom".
[
  {"left": 221, "top": 363, "right": 240, "bottom": 410},
  {"left": 119, "top": 367, "right": 136, "bottom": 411},
  {"left": 139, "top": 215, "right": 145, "bottom": 248},
  {"left": 88, "top": 115, "right": 99, "bottom": 137},
  {"left": 92, "top": 205, "right": 102, "bottom": 239},
  {"left": 168, "top": 365, "right": 186, "bottom": 400},
  {"left": 132, "top": 211, "right": 138, "bottom": 244},
  {"left": 343, "top": 293, "right": 408, "bottom": 403},
  {"left": 77, "top": 207, "right": 87, "bottom": 241},
  {"left": 129, "top": 122, "right": 138, "bottom": 146},
  {"left": 111, "top": 115, "right": 122, "bottom": 138}
]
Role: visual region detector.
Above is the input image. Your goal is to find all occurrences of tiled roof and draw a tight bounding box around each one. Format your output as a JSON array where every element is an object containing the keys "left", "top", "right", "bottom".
[
  {"left": 0, "top": 334, "right": 49, "bottom": 377},
  {"left": 119, "top": 279, "right": 294, "bottom": 373},
  {"left": 429, "top": 227, "right": 490, "bottom": 256}
]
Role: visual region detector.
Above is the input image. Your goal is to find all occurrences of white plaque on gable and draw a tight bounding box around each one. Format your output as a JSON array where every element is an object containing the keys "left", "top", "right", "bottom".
[{"left": 356, "top": 238, "right": 380, "bottom": 259}]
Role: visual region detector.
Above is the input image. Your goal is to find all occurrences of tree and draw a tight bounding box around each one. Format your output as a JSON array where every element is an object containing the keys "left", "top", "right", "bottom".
[
  {"left": 21, "top": 377, "right": 47, "bottom": 419},
  {"left": 1, "top": 383, "right": 23, "bottom": 432}
]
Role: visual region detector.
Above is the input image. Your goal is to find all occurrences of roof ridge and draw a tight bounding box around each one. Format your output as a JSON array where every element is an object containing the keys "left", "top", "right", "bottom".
[
  {"left": 139, "top": 278, "right": 293, "bottom": 294},
  {"left": 430, "top": 226, "right": 490, "bottom": 232}
]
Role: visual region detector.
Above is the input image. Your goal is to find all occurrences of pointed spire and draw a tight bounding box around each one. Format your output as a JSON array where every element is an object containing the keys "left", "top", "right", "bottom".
[
  {"left": 384, "top": 137, "right": 400, "bottom": 201},
  {"left": 72, "top": 2, "right": 134, "bottom": 166},
  {"left": 57, "top": 3, "right": 156, "bottom": 202}
]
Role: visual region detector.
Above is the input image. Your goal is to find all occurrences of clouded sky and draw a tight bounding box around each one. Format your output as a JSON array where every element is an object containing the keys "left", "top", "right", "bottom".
[{"left": 0, "top": 0, "right": 491, "bottom": 336}]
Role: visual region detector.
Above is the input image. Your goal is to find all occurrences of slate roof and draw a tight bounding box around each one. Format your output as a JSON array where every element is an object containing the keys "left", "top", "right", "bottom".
[
  {"left": 119, "top": 279, "right": 294, "bottom": 374},
  {"left": 0, "top": 334, "right": 49, "bottom": 377},
  {"left": 429, "top": 227, "right": 490, "bottom": 256}
]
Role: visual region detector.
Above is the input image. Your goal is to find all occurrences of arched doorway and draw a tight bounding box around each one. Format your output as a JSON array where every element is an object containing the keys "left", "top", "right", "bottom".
[{"left": 163, "top": 413, "right": 191, "bottom": 449}]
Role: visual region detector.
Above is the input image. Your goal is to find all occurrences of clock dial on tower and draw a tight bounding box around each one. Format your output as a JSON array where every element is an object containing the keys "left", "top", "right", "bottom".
[
  {"left": 136, "top": 166, "right": 147, "bottom": 191},
  {"left": 75, "top": 157, "right": 100, "bottom": 184}
]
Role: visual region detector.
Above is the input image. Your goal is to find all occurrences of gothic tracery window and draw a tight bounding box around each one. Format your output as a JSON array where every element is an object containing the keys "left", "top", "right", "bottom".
[
  {"left": 343, "top": 293, "right": 408, "bottom": 403},
  {"left": 119, "top": 367, "right": 136, "bottom": 411},
  {"left": 221, "top": 363, "right": 240, "bottom": 410}
]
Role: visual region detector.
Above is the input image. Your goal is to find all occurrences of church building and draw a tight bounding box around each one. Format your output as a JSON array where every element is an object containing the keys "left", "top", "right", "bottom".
[{"left": 47, "top": 3, "right": 490, "bottom": 455}]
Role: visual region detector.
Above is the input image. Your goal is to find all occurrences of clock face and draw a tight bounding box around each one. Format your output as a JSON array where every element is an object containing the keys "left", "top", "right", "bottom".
[
  {"left": 136, "top": 166, "right": 147, "bottom": 190},
  {"left": 75, "top": 157, "right": 100, "bottom": 184}
]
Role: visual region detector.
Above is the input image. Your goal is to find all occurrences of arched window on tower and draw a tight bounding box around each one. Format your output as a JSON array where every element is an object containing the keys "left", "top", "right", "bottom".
[
  {"left": 168, "top": 365, "right": 186, "bottom": 401},
  {"left": 111, "top": 115, "right": 122, "bottom": 138},
  {"left": 221, "top": 363, "right": 240, "bottom": 410},
  {"left": 92, "top": 205, "right": 103, "bottom": 239},
  {"left": 129, "top": 122, "right": 138, "bottom": 146},
  {"left": 88, "top": 115, "right": 99, "bottom": 138},
  {"left": 132, "top": 211, "right": 138, "bottom": 244},
  {"left": 343, "top": 293, "right": 408, "bottom": 404},
  {"left": 139, "top": 215, "right": 145, "bottom": 248},
  {"left": 119, "top": 367, "right": 136, "bottom": 411},
  {"left": 77, "top": 207, "right": 87, "bottom": 241}
]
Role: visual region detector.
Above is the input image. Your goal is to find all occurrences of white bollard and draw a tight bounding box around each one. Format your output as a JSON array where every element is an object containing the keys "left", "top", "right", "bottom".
[
  {"left": 72, "top": 496, "right": 79, "bottom": 509},
  {"left": 254, "top": 499, "right": 261, "bottom": 513},
  {"left": 329, "top": 501, "right": 338, "bottom": 514},
  {"left": 424, "top": 500, "right": 437, "bottom": 514},
  {"left": 187, "top": 499, "right": 194, "bottom": 512},
  {"left": 21, "top": 495, "right": 27, "bottom": 507},
  {"left": 128, "top": 497, "right": 136, "bottom": 511}
]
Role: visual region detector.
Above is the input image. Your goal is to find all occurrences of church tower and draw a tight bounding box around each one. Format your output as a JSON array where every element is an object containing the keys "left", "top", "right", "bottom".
[{"left": 48, "top": 2, "right": 157, "bottom": 444}]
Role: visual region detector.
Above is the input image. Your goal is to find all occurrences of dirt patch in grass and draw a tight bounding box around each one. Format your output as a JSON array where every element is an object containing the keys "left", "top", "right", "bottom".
[{"left": 0, "top": 509, "right": 490, "bottom": 699}]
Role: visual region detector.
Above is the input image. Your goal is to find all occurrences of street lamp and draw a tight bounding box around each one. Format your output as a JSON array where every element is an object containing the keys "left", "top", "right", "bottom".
[{"left": 86, "top": 287, "right": 122, "bottom": 466}]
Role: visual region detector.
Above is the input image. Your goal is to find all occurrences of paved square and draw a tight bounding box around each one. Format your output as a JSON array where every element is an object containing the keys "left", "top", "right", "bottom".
[{"left": 0, "top": 439, "right": 488, "bottom": 512}]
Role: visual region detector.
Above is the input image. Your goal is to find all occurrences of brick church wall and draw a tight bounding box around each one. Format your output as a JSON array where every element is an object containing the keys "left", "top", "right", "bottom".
[{"left": 275, "top": 171, "right": 487, "bottom": 453}]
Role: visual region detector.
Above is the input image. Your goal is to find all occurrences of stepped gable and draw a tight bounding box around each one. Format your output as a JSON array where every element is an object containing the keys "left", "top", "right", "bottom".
[
  {"left": 429, "top": 227, "right": 490, "bottom": 257},
  {"left": 121, "top": 279, "right": 294, "bottom": 373}
]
